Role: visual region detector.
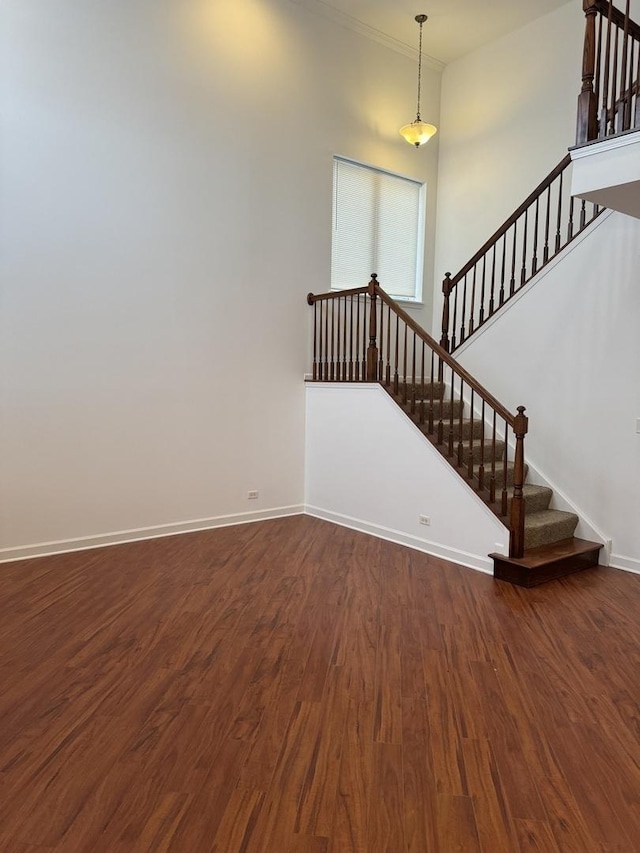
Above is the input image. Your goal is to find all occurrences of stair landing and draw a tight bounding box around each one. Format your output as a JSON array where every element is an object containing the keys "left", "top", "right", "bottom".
[{"left": 490, "top": 538, "right": 603, "bottom": 587}]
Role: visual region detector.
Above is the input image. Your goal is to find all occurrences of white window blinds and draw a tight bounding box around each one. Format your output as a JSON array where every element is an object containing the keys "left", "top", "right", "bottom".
[{"left": 331, "top": 157, "right": 425, "bottom": 301}]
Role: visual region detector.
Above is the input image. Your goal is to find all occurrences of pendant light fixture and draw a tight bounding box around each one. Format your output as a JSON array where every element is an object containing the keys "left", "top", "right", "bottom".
[{"left": 399, "top": 13, "right": 437, "bottom": 147}]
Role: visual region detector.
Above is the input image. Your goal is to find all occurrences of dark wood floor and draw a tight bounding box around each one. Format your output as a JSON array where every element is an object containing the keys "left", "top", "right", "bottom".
[{"left": 0, "top": 516, "right": 639, "bottom": 852}]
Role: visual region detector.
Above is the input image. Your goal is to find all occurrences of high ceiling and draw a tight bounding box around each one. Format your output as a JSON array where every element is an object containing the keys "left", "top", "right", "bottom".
[{"left": 292, "top": 0, "right": 573, "bottom": 65}]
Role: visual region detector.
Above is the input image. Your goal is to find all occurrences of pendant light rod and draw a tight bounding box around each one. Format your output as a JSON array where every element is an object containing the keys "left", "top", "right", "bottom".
[
  {"left": 399, "top": 12, "right": 437, "bottom": 147},
  {"left": 415, "top": 13, "right": 427, "bottom": 121}
]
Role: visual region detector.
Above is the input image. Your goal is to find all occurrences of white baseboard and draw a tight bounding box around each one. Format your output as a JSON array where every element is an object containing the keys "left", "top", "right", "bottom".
[
  {"left": 609, "top": 553, "right": 640, "bottom": 575},
  {"left": 305, "top": 505, "right": 494, "bottom": 575},
  {"left": 0, "top": 505, "right": 305, "bottom": 564}
]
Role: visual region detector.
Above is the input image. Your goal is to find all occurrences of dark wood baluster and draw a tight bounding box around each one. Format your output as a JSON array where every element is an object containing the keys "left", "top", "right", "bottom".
[
  {"left": 467, "top": 390, "right": 475, "bottom": 480},
  {"left": 532, "top": 197, "right": 539, "bottom": 275},
  {"left": 440, "top": 273, "right": 452, "bottom": 352},
  {"left": 628, "top": 37, "right": 638, "bottom": 131},
  {"left": 509, "top": 406, "right": 528, "bottom": 559},
  {"left": 362, "top": 297, "right": 368, "bottom": 380},
  {"left": 393, "top": 313, "right": 399, "bottom": 394},
  {"left": 451, "top": 285, "right": 458, "bottom": 351},
  {"left": 420, "top": 340, "right": 426, "bottom": 425},
  {"left": 341, "top": 295, "right": 347, "bottom": 380},
  {"left": 479, "top": 256, "right": 486, "bottom": 324},
  {"left": 510, "top": 222, "right": 518, "bottom": 297},
  {"left": 520, "top": 208, "right": 528, "bottom": 286},
  {"left": 460, "top": 274, "right": 467, "bottom": 345},
  {"left": 610, "top": 26, "right": 620, "bottom": 136},
  {"left": 437, "top": 355, "right": 445, "bottom": 445},
  {"left": 319, "top": 300, "right": 328, "bottom": 382},
  {"left": 619, "top": 2, "right": 631, "bottom": 132},
  {"left": 543, "top": 186, "right": 551, "bottom": 264},
  {"left": 402, "top": 322, "right": 408, "bottom": 403},
  {"left": 428, "top": 350, "right": 435, "bottom": 434},
  {"left": 330, "top": 298, "right": 335, "bottom": 381},
  {"left": 312, "top": 301, "right": 318, "bottom": 380},
  {"left": 594, "top": 11, "right": 603, "bottom": 132},
  {"left": 385, "top": 303, "right": 391, "bottom": 386},
  {"left": 335, "top": 297, "right": 341, "bottom": 381},
  {"left": 489, "top": 244, "right": 496, "bottom": 316},
  {"left": 457, "top": 379, "right": 465, "bottom": 467},
  {"left": 499, "top": 234, "right": 506, "bottom": 306},
  {"left": 469, "top": 266, "right": 477, "bottom": 336},
  {"left": 477, "top": 399, "right": 486, "bottom": 492},
  {"left": 353, "top": 293, "right": 360, "bottom": 382},
  {"left": 501, "top": 422, "right": 509, "bottom": 517},
  {"left": 635, "top": 36, "right": 640, "bottom": 128},
  {"left": 555, "top": 172, "right": 563, "bottom": 252},
  {"left": 348, "top": 296, "right": 354, "bottom": 381},
  {"left": 568, "top": 195, "right": 575, "bottom": 241},
  {"left": 489, "top": 411, "right": 497, "bottom": 504},
  {"left": 601, "top": 3, "right": 613, "bottom": 136},
  {"left": 377, "top": 298, "right": 384, "bottom": 381},
  {"left": 447, "top": 368, "right": 455, "bottom": 457},
  {"left": 580, "top": 197, "right": 587, "bottom": 229},
  {"left": 411, "top": 333, "right": 417, "bottom": 414}
]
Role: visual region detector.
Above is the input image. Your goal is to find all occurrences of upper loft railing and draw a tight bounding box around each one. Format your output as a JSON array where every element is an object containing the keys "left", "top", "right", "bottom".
[
  {"left": 577, "top": 0, "right": 640, "bottom": 144},
  {"left": 439, "top": 155, "right": 602, "bottom": 355},
  {"left": 307, "top": 277, "right": 529, "bottom": 558}
]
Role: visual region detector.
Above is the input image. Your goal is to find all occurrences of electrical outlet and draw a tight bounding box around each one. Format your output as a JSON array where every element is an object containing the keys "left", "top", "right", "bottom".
[
  {"left": 419, "top": 515, "right": 430, "bottom": 526},
  {"left": 247, "top": 490, "right": 259, "bottom": 500},
  {"left": 636, "top": 418, "right": 640, "bottom": 434}
]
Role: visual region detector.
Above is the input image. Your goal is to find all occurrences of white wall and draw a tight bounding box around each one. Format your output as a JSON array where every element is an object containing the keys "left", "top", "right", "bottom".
[
  {"left": 305, "top": 384, "right": 509, "bottom": 573},
  {"left": 454, "top": 211, "right": 640, "bottom": 573},
  {"left": 433, "top": 0, "right": 583, "bottom": 335},
  {"left": 0, "top": 0, "right": 441, "bottom": 557}
]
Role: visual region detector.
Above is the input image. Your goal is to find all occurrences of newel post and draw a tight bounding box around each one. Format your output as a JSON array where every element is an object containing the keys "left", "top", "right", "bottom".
[
  {"left": 509, "top": 406, "right": 529, "bottom": 559},
  {"left": 440, "top": 273, "right": 452, "bottom": 353},
  {"left": 366, "top": 273, "right": 379, "bottom": 381},
  {"left": 576, "top": 1, "right": 599, "bottom": 144}
]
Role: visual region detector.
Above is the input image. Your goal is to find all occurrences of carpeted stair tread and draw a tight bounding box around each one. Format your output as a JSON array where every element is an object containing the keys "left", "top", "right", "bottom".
[{"left": 524, "top": 509, "right": 579, "bottom": 549}]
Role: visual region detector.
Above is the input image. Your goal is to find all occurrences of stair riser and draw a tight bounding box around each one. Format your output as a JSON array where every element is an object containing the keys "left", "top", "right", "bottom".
[
  {"left": 475, "top": 464, "right": 529, "bottom": 490},
  {"left": 403, "top": 382, "right": 445, "bottom": 401},
  {"left": 419, "top": 400, "right": 464, "bottom": 419},
  {"left": 439, "top": 442, "right": 506, "bottom": 466},
  {"left": 513, "top": 491, "right": 552, "bottom": 514},
  {"left": 432, "top": 419, "right": 485, "bottom": 440},
  {"left": 493, "top": 549, "right": 600, "bottom": 587}
]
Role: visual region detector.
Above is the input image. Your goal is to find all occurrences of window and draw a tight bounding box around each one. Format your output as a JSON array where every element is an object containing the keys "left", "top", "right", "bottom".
[{"left": 331, "top": 156, "right": 426, "bottom": 302}]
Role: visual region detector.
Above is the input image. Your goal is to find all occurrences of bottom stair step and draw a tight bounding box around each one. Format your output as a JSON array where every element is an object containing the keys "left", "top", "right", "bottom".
[{"left": 490, "top": 538, "right": 603, "bottom": 587}]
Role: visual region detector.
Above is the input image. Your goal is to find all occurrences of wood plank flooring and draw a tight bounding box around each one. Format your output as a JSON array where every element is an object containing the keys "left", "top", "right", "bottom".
[{"left": 0, "top": 515, "right": 639, "bottom": 851}]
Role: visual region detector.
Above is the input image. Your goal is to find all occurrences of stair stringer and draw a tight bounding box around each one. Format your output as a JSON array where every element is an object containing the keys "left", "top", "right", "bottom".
[{"left": 305, "top": 382, "right": 510, "bottom": 575}]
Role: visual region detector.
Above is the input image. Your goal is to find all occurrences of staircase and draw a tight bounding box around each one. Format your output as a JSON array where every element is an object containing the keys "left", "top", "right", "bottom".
[
  {"left": 384, "top": 380, "right": 602, "bottom": 587},
  {"left": 306, "top": 279, "right": 603, "bottom": 587}
]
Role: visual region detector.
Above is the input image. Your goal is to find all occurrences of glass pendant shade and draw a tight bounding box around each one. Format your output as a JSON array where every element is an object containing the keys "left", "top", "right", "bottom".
[{"left": 399, "top": 119, "right": 437, "bottom": 147}]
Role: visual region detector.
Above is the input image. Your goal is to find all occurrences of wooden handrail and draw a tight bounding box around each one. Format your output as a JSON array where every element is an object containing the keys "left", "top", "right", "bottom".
[
  {"left": 449, "top": 155, "right": 570, "bottom": 288},
  {"left": 373, "top": 287, "right": 515, "bottom": 427},
  {"left": 440, "top": 155, "right": 602, "bottom": 354},
  {"left": 307, "top": 285, "right": 368, "bottom": 304},
  {"left": 590, "top": 0, "right": 640, "bottom": 40}
]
